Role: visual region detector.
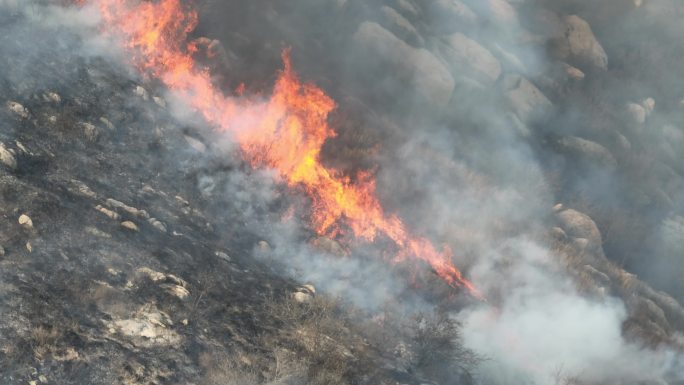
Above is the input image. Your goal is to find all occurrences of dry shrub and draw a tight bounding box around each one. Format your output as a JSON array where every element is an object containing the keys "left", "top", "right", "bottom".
[
  {"left": 29, "top": 324, "right": 62, "bottom": 359},
  {"left": 264, "top": 294, "right": 378, "bottom": 385},
  {"left": 198, "top": 350, "right": 260, "bottom": 385},
  {"left": 409, "top": 311, "right": 481, "bottom": 385}
]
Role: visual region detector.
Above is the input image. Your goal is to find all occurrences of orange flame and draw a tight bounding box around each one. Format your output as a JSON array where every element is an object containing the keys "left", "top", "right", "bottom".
[{"left": 86, "top": 0, "right": 480, "bottom": 297}]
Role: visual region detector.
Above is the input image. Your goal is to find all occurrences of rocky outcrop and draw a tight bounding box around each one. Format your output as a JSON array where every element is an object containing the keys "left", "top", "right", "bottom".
[
  {"left": 353, "top": 21, "right": 455, "bottom": 107},
  {"left": 553, "top": 136, "right": 618, "bottom": 169},
  {"left": 555, "top": 208, "right": 603, "bottom": 249},
  {"left": 437, "top": 32, "right": 502, "bottom": 84},
  {"left": 502, "top": 74, "right": 553, "bottom": 123},
  {"left": 549, "top": 15, "right": 608, "bottom": 71},
  {"left": 426, "top": 0, "right": 478, "bottom": 33}
]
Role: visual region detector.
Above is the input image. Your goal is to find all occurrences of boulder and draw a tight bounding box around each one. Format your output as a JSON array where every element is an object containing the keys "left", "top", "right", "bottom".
[
  {"left": 6, "top": 101, "right": 28, "bottom": 119},
  {"left": 437, "top": 33, "right": 502, "bottom": 84},
  {"left": 549, "top": 15, "right": 608, "bottom": 71},
  {"left": 379, "top": 6, "right": 423, "bottom": 46},
  {"left": 464, "top": 0, "right": 518, "bottom": 25},
  {"left": 353, "top": 22, "right": 455, "bottom": 107},
  {"left": 391, "top": 0, "right": 421, "bottom": 21},
  {"left": 555, "top": 209, "right": 603, "bottom": 248},
  {"left": 426, "top": 0, "right": 478, "bottom": 33},
  {"left": 483, "top": 0, "right": 518, "bottom": 25},
  {"left": 553, "top": 136, "right": 618, "bottom": 169},
  {"left": 502, "top": 74, "right": 552, "bottom": 123}
]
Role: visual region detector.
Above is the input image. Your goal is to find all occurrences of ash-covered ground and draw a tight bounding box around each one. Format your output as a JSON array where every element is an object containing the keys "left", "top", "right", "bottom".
[{"left": 1, "top": 0, "right": 684, "bottom": 384}]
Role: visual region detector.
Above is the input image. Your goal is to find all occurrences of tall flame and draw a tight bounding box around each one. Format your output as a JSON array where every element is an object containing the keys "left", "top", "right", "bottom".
[{"left": 87, "top": 0, "right": 479, "bottom": 296}]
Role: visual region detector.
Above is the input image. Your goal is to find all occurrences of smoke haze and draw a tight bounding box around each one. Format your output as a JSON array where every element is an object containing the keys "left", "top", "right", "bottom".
[{"left": 2, "top": 0, "right": 684, "bottom": 384}]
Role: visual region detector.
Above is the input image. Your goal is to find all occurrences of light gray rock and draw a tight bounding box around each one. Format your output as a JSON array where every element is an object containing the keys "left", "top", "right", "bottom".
[
  {"left": 474, "top": 0, "right": 518, "bottom": 26},
  {"left": 18, "top": 214, "right": 33, "bottom": 230},
  {"left": 626, "top": 102, "right": 646, "bottom": 125},
  {"left": 0, "top": 142, "right": 17, "bottom": 170},
  {"left": 379, "top": 6, "right": 423, "bottom": 46},
  {"left": 438, "top": 33, "right": 502, "bottom": 84},
  {"left": 121, "top": 221, "right": 139, "bottom": 232},
  {"left": 353, "top": 22, "right": 455, "bottom": 107},
  {"left": 427, "top": 0, "right": 478, "bottom": 33},
  {"left": 148, "top": 218, "right": 167, "bottom": 233},
  {"left": 68, "top": 179, "right": 97, "bottom": 199},
  {"left": 6, "top": 101, "right": 28, "bottom": 119},
  {"left": 215, "top": 251, "right": 231, "bottom": 262},
  {"left": 392, "top": 0, "right": 421, "bottom": 20},
  {"left": 549, "top": 15, "right": 608, "bottom": 71},
  {"left": 106, "top": 198, "right": 150, "bottom": 219}
]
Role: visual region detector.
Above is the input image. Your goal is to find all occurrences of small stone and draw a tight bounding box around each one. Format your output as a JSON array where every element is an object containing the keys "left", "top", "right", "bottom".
[
  {"left": 82, "top": 123, "right": 99, "bottom": 142},
  {"left": 134, "top": 85, "right": 149, "bottom": 100},
  {"left": 153, "top": 96, "right": 166, "bottom": 108},
  {"left": 18, "top": 214, "right": 33, "bottom": 229},
  {"left": 148, "top": 218, "right": 167, "bottom": 233},
  {"left": 121, "top": 221, "right": 139, "bottom": 232},
  {"left": 85, "top": 226, "right": 111, "bottom": 239},
  {"left": 95, "top": 205, "right": 120, "bottom": 220},
  {"left": 0, "top": 245, "right": 5, "bottom": 256},
  {"left": 161, "top": 284, "right": 190, "bottom": 299},
  {"left": 565, "top": 65, "right": 585, "bottom": 80},
  {"left": 106, "top": 199, "right": 149, "bottom": 219},
  {"left": 99, "top": 117, "right": 115, "bottom": 130},
  {"left": 553, "top": 203, "right": 564, "bottom": 212},
  {"left": 627, "top": 103, "right": 646, "bottom": 124},
  {"left": 174, "top": 195, "right": 190, "bottom": 206},
  {"left": 184, "top": 135, "right": 207, "bottom": 153},
  {"left": 215, "top": 251, "right": 231, "bottom": 262},
  {"left": 6, "top": 101, "right": 28, "bottom": 118},
  {"left": 293, "top": 291, "right": 312, "bottom": 303},
  {"left": 43, "top": 92, "right": 61, "bottom": 103},
  {"left": 642, "top": 97, "right": 655, "bottom": 115},
  {"left": 0, "top": 142, "right": 17, "bottom": 170},
  {"left": 26, "top": 242, "right": 32, "bottom": 253},
  {"left": 29, "top": 381, "right": 37, "bottom": 385},
  {"left": 15, "top": 141, "right": 29, "bottom": 154},
  {"left": 301, "top": 284, "right": 316, "bottom": 295},
  {"left": 38, "top": 375, "right": 47, "bottom": 383},
  {"left": 69, "top": 179, "right": 97, "bottom": 199},
  {"left": 181, "top": 318, "right": 189, "bottom": 326},
  {"left": 256, "top": 240, "right": 271, "bottom": 254}
]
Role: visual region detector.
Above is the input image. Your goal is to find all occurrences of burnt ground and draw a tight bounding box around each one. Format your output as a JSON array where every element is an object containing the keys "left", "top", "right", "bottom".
[{"left": 0, "top": 12, "right": 474, "bottom": 385}]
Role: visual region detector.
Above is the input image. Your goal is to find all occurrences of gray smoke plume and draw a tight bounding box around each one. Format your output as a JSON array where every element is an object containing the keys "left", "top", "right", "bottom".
[{"left": 3, "top": 0, "right": 684, "bottom": 384}]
